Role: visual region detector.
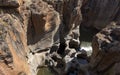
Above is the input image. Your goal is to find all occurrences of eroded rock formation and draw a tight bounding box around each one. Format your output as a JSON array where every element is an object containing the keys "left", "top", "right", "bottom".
[
  {"left": 0, "top": 0, "right": 82, "bottom": 75},
  {"left": 90, "top": 23, "right": 120, "bottom": 75},
  {"left": 81, "top": 0, "right": 120, "bottom": 30},
  {"left": 43, "top": 0, "right": 83, "bottom": 54},
  {"left": 0, "top": 0, "right": 60, "bottom": 75},
  {"left": 0, "top": 0, "right": 120, "bottom": 75}
]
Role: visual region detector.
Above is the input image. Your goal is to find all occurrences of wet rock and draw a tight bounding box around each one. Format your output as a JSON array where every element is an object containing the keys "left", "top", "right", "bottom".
[
  {"left": 64, "top": 55, "right": 89, "bottom": 75},
  {"left": 77, "top": 51, "right": 87, "bottom": 59},
  {"left": 90, "top": 24, "right": 120, "bottom": 75},
  {"left": 63, "top": 48, "right": 90, "bottom": 75}
]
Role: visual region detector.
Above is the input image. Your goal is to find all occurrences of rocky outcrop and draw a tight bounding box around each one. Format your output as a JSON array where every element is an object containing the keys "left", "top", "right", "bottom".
[
  {"left": 0, "top": 0, "right": 60, "bottom": 75},
  {"left": 1, "top": 0, "right": 120, "bottom": 75},
  {"left": 0, "top": 9, "right": 30, "bottom": 75},
  {"left": 43, "top": 0, "right": 83, "bottom": 54},
  {"left": 90, "top": 23, "right": 120, "bottom": 75},
  {"left": 81, "top": 0, "right": 120, "bottom": 29},
  {"left": 0, "top": 0, "right": 84, "bottom": 74}
]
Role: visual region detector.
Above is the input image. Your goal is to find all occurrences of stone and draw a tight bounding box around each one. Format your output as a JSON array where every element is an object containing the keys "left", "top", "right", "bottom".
[
  {"left": 0, "top": 0, "right": 60, "bottom": 75},
  {"left": 0, "top": 0, "right": 20, "bottom": 8},
  {"left": 50, "top": 44, "right": 59, "bottom": 53},
  {"left": 81, "top": 0, "right": 120, "bottom": 30},
  {"left": 23, "top": 0, "right": 60, "bottom": 52},
  {"left": 0, "top": 10, "right": 30, "bottom": 75},
  {"left": 1, "top": 0, "right": 120, "bottom": 75},
  {"left": 43, "top": 0, "right": 82, "bottom": 54},
  {"left": 20, "top": 0, "right": 60, "bottom": 75},
  {"left": 64, "top": 48, "right": 76, "bottom": 57},
  {"left": 69, "top": 39, "right": 80, "bottom": 50},
  {"left": 77, "top": 51, "right": 87, "bottom": 59},
  {"left": 90, "top": 24, "right": 120, "bottom": 75},
  {"left": 114, "top": 63, "right": 120, "bottom": 75}
]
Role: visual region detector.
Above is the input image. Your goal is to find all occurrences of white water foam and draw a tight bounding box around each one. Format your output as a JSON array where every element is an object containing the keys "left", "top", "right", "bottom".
[
  {"left": 80, "top": 46, "right": 92, "bottom": 56},
  {"left": 81, "top": 46, "right": 92, "bottom": 51}
]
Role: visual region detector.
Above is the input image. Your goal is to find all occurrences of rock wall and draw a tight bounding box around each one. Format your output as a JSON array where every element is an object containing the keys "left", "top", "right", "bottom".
[
  {"left": 0, "top": 0, "right": 120, "bottom": 75},
  {"left": 0, "top": 0, "right": 60, "bottom": 75},
  {"left": 43, "top": 0, "right": 83, "bottom": 54},
  {"left": 90, "top": 23, "right": 120, "bottom": 75},
  {"left": 0, "top": 0, "right": 82, "bottom": 75},
  {"left": 81, "top": 0, "right": 120, "bottom": 30},
  {"left": 0, "top": 9, "right": 30, "bottom": 75}
]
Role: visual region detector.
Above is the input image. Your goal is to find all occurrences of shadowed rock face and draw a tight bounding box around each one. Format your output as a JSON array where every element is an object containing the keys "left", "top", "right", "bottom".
[
  {"left": 81, "top": 0, "right": 120, "bottom": 29},
  {"left": 90, "top": 23, "right": 120, "bottom": 75},
  {"left": 23, "top": 0, "right": 60, "bottom": 51}
]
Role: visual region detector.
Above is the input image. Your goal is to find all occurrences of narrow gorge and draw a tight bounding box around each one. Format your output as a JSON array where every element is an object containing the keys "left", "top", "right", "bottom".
[{"left": 0, "top": 0, "right": 120, "bottom": 75}]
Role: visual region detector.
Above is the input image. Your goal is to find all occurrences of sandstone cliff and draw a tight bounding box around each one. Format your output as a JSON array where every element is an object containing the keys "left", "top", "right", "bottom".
[
  {"left": 0, "top": 0, "right": 60, "bottom": 75},
  {"left": 0, "top": 0, "right": 120, "bottom": 75},
  {"left": 0, "top": 0, "right": 82, "bottom": 75}
]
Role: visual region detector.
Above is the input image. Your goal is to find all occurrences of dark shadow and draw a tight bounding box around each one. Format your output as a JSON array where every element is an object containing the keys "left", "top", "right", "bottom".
[
  {"left": 80, "top": 25, "right": 99, "bottom": 42},
  {"left": 27, "top": 13, "right": 46, "bottom": 45}
]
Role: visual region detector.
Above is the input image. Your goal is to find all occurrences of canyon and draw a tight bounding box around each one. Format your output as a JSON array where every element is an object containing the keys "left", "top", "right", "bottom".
[{"left": 0, "top": 0, "right": 120, "bottom": 75}]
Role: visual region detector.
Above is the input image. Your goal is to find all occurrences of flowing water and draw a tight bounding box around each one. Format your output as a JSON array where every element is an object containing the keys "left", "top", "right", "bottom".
[{"left": 80, "top": 27, "right": 98, "bottom": 56}]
